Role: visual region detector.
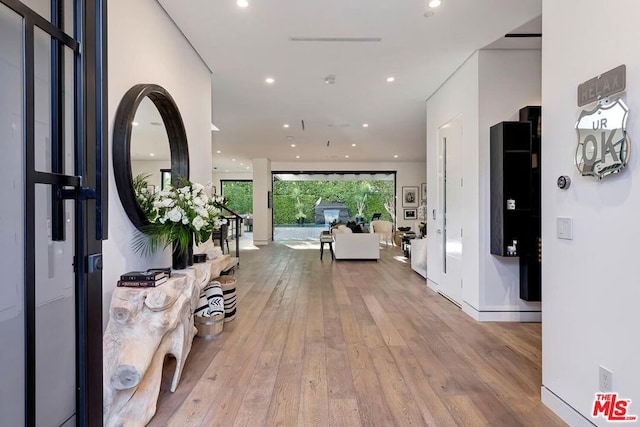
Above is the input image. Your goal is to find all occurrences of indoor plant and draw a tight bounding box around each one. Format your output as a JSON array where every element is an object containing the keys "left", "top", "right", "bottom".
[{"left": 133, "top": 176, "right": 226, "bottom": 269}]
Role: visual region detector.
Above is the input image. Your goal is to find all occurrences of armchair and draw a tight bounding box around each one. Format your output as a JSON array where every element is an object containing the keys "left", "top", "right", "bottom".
[{"left": 370, "top": 220, "right": 393, "bottom": 246}]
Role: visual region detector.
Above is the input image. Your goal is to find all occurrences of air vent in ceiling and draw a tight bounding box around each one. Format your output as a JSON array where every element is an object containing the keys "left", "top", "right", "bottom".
[
  {"left": 289, "top": 37, "right": 382, "bottom": 43},
  {"left": 505, "top": 33, "right": 542, "bottom": 38}
]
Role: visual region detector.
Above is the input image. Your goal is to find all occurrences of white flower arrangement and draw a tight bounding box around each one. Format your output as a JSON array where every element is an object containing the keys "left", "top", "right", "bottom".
[{"left": 133, "top": 177, "right": 226, "bottom": 256}]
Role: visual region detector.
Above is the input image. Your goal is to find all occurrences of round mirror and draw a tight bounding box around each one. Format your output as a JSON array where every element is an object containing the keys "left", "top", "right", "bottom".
[{"left": 113, "top": 84, "right": 189, "bottom": 229}]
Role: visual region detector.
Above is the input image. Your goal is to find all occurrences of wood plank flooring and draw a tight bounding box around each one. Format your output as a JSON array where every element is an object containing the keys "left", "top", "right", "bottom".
[{"left": 148, "top": 242, "right": 565, "bottom": 427}]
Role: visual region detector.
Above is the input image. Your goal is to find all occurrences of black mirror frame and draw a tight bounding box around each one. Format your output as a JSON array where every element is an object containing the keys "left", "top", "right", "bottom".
[{"left": 113, "top": 84, "right": 189, "bottom": 229}]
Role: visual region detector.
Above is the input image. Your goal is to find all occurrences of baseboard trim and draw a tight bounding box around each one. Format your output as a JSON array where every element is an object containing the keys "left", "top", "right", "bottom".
[
  {"left": 541, "top": 386, "right": 595, "bottom": 427},
  {"left": 426, "top": 278, "right": 438, "bottom": 293},
  {"left": 462, "top": 302, "right": 541, "bottom": 322}
]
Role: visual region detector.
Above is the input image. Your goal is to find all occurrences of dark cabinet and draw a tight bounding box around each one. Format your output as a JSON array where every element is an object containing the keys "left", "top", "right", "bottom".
[
  {"left": 490, "top": 121, "right": 532, "bottom": 257},
  {"left": 490, "top": 106, "right": 541, "bottom": 302},
  {"left": 518, "top": 106, "right": 541, "bottom": 302}
]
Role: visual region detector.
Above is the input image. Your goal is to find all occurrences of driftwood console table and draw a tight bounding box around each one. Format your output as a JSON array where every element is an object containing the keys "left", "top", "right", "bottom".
[{"left": 103, "top": 256, "right": 230, "bottom": 427}]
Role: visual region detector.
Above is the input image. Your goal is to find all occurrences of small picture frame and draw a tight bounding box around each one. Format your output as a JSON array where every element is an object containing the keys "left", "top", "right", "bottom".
[
  {"left": 421, "top": 183, "right": 427, "bottom": 202},
  {"left": 402, "top": 186, "right": 419, "bottom": 207},
  {"left": 404, "top": 209, "right": 417, "bottom": 220}
]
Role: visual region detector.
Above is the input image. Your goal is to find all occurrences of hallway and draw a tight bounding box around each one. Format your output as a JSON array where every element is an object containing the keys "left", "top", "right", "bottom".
[{"left": 149, "top": 243, "right": 564, "bottom": 426}]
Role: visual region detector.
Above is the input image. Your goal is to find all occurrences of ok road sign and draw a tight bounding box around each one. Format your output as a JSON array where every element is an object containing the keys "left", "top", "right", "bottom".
[{"left": 575, "top": 98, "right": 630, "bottom": 179}]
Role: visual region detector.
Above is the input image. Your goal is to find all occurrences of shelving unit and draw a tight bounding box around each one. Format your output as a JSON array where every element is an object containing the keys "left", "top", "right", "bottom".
[
  {"left": 489, "top": 107, "right": 542, "bottom": 302},
  {"left": 518, "top": 106, "right": 542, "bottom": 301},
  {"left": 490, "top": 121, "right": 532, "bottom": 257}
]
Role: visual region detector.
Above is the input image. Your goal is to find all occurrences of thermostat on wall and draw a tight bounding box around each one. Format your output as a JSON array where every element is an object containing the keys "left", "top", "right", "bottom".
[{"left": 557, "top": 175, "right": 571, "bottom": 190}]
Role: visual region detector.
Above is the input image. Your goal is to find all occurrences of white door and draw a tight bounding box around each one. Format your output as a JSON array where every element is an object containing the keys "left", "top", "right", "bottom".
[{"left": 438, "top": 117, "right": 463, "bottom": 306}]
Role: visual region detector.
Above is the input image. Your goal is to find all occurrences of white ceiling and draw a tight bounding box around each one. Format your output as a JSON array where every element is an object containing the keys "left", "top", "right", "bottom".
[{"left": 157, "top": 0, "right": 542, "bottom": 173}]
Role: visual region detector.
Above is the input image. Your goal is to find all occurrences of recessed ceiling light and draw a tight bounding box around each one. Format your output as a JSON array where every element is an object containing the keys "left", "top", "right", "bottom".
[
  {"left": 216, "top": 150, "right": 221, "bottom": 154},
  {"left": 225, "top": 169, "right": 229, "bottom": 172},
  {"left": 291, "top": 144, "right": 296, "bottom": 147},
  {"left": 246, "top": 166, "right": 250, "bottom": 170},
  {"left": 236, "top": 0, "right": 248, "bottom": 8},
  {"left": 265, "top": 77, "right": 275, "bottom": 84},
  {"left": 386, "top": 77, "right": 395, "bottom": 83},
  {"left": 283, "top": 124, "right": 290, "bottom": 128},
  {"left": 352, "top": 143, "right": 357, "bottom": 147},
  {"left": 394, "top": 154, "right": 399, "bottom": 158},
  {"left": 132, "top": 121, "right": 139, "bottom": 126},
  {"left": 428, "top": 0, "right": 441, "bottom": 8},
  {"left": 296, "top": 155, "right": 300, "bottom": 159},
  {"left": 149, "top": 153, "right": 155, "bottom": 157},
  {"left": 240, "top": 163, "right": 244, "bottom": 166},
  {"left": 345, "top": 155, "right": 350, "bottom": 158},
  {"left": 362, "top": 123, "right": 369, "bottom": 128},
  {"left": 232, "top": 158, "right": 236, "bottom": 161},
  {"left": 286, "top": 135, "right": 295, "bottom": 140},
  {"left": 424, "top": 10, "right": 435, "bottom": 18}
]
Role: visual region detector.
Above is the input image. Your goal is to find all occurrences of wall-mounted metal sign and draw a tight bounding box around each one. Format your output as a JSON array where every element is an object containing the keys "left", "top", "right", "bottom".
[
  {"left": 575, "top": 98, "right": 629, "bottom": 179},
  {"left": 577, "top": 65, "right": 626, "bottom": 107}
]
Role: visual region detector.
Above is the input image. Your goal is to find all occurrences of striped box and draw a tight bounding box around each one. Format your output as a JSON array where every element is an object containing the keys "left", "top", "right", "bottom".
[{"left": 216, "top": 276, "right": 237, "bottom": 322}]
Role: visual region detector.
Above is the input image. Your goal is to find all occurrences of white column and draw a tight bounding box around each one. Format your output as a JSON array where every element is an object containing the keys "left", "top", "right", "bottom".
[{"left": 252, "top": 158, "right": 272, "bottom": 245}]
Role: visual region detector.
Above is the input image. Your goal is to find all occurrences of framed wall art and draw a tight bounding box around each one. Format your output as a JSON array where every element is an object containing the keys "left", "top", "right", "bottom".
[
  {"left": 402, "top": 186, "right": 419, "bottom": 208},
  {"left": 421, "top": 183, "right": 427, "bottom": 202},
  {"left": 404, "top": 209, "right": 417, "bottom": 220}
]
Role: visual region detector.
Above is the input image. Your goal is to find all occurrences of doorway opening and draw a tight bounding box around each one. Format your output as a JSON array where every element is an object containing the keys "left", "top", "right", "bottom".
[{"left": 271, "top": 171, "right": 396, "bottom": 241}]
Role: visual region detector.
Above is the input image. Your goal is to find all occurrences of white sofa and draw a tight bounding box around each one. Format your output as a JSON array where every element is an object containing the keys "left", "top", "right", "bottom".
[{"left": 332, "top": 226, "right": 380, "bottom": 260}]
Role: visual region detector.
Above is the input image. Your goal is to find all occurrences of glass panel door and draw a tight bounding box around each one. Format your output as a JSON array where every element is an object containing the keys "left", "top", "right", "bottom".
[
  {"left": 0, "top": 5, "right": 25, "bottom": 425},
  {"left": 0, "top": 0, "right": 107, "bottom": 424}
]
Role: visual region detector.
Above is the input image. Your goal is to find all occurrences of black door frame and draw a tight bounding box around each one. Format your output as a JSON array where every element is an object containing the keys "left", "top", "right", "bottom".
[{"left": 0, "top": 0, "right": 107, "bottom": 425}]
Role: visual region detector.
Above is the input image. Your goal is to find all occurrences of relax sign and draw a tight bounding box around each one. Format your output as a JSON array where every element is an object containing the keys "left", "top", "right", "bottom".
[
  {"left": 575, "top": 98, "right": 629, "bottom": 179},
  {"left": 575, "top": 66, "right": 629, "bottom": 180}
]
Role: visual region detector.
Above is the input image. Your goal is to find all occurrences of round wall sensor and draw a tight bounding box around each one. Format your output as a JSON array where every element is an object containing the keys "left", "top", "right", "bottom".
[{"left": 557, "top": 175, "right": 571, "bottom": 190}]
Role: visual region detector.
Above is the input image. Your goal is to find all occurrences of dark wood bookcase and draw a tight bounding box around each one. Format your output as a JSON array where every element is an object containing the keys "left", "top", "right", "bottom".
[{"left": 490, "top": 106, "right": 541, "bottom": 301}]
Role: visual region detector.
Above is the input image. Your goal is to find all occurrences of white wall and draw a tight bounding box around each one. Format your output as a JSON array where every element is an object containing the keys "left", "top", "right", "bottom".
[
  {"left": 103, "top": 0, "right": 212, "bottom": 325},
  {"left": 477, "top": 50, "right": 542, "bottom": 317},
  {"left": 272, "top": 161, "right": 426, "bottom": 230},
  {"left": 131, "top": 159, "right": 171, "bottom": 190},
  {"left": 426, "top": 49, "right": 542, "bottom": 321},
  {"left": 541, "top": 1, "right": 640, "bottom": 424},
  {"left": 252, "top": 159, "right": 272, "bottom": 245}
]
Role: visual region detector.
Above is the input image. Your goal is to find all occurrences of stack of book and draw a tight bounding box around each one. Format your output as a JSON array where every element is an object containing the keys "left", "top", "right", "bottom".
[{"left": 117, "top": 268, "right": 171, "bottom": 287}]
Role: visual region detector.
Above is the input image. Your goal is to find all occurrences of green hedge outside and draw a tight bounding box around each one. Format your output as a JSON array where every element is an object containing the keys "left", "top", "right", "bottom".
[{"left": 273, "top": 180, "right": 394, "bottom": 225}]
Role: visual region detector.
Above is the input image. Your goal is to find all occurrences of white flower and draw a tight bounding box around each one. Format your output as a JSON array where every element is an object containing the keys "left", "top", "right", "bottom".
[
  {"left": 192, "top": 215, "right": 205, "bottom": 231},
  {"left": 167, "top": 207, "right": 183, "bottom": 223},
  {"left": 196, "top": 207, "right": 208, "bottom": 218},
  {"left": 193, "top": 196, "right": 205, "bottom": 206},
  {"left": 161, "top": 198, "right": 174, "bottom": 208}
]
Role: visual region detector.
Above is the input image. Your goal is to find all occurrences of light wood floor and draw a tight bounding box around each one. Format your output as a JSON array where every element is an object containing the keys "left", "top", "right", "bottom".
[{"left": 149, "top": 242, "right": 565, "bottom": 427}]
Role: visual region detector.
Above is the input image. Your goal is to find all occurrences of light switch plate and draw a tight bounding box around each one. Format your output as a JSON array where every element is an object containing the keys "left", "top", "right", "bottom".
[{"left": 557, "top": 217, "right": 573, "bottom": 240}]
